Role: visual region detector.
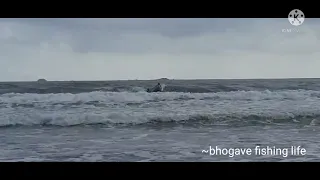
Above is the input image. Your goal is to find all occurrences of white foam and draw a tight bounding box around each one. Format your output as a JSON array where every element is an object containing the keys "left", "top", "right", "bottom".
[
  {"left": 0, "top": 89, "right": 320, "bottom": 126},
  {"left": 0, "top": 89, "right": 318, "bottom": 104}
]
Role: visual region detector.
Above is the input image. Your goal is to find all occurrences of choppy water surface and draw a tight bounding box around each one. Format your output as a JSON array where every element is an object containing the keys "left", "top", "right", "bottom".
[{"left": 1, "top": 79, "right": 320, "bottom": 161}]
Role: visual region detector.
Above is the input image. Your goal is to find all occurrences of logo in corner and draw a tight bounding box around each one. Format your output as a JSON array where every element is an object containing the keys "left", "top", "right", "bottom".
[{"left": 288, "top": 9, "right": 305, "bottom": 26}]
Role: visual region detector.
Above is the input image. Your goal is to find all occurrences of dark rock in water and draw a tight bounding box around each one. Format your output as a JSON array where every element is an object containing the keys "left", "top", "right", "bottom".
[{"left": 37, "top": 79, "right": 47, "bottom": 83}]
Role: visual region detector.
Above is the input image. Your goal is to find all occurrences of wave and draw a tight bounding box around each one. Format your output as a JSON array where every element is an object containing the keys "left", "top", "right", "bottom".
[
  {"left": 1, "top": 89, "right": 320, "bottom": 127},
  {"left": 1, "top": 89, "right": 319, "bottom": 104},
  {"left": 0, "top": 111, "right": 320, "bottom": 128},
  {"left": 2, "top": 79, "right": 319, "bottom": 94}
]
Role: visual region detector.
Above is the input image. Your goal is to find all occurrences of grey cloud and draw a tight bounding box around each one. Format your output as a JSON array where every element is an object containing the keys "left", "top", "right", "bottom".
[
  {"left": 3, "top": 18, "right": 240, "bottom": 35},
  {"left": 0, "top": 18, "right": 257, "bottom": 54},
  {"left": 0, "top": 18, "right": 320, "bottom": 81},
  {"left": 1, "top": 18, "right": 319, "bottom": 55}
]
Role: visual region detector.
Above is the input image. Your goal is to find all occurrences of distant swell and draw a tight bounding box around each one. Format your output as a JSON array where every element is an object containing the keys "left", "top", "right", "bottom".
[{"left": 2, "top": 79, "right": 320, "bottom": 95}]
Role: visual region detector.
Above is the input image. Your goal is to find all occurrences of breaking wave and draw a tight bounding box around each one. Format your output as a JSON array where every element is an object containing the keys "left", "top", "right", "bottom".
[{"left": 1, "top": 89, "right": 320, "bottom": 127}]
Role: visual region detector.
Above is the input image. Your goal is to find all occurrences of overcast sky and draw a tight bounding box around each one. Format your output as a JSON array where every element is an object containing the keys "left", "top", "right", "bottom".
[{"left": 0, "top": 18, "right": 319, "bottom": 81}]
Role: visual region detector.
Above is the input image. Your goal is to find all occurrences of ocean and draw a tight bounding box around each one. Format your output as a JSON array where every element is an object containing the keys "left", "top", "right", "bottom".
[{"left": 0, "top": 78, "right": 319, "bottom": 162}]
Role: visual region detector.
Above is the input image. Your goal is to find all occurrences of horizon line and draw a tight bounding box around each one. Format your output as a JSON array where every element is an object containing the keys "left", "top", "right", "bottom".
[{"left": 1, "top": 77, "right": 320, "bottom": 83}]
